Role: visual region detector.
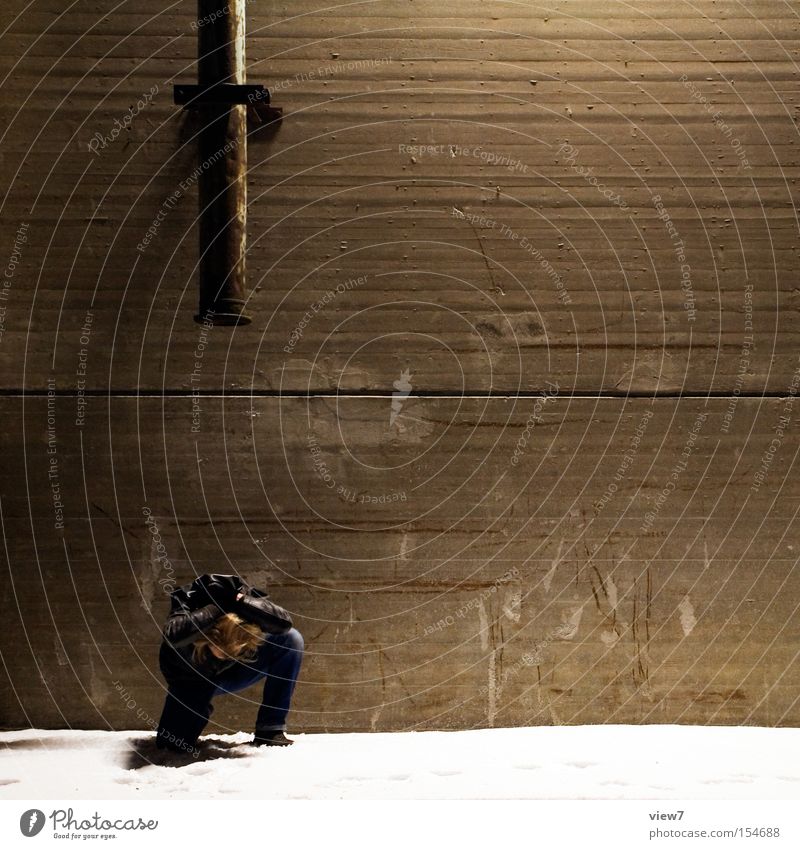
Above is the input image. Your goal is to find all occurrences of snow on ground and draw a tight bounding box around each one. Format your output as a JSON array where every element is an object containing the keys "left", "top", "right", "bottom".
[{"left": 1, "top": 725, "right": 799, "bottom": 800}]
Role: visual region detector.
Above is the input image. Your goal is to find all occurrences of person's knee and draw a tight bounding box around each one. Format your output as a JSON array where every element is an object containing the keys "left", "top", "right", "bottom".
[
  {"left": 262, "top": 626, "right": 304, "bottom": 656},
  {"left": 273, "top": 627, "right": 303, "bottom": 654},
  {"left": 285, "top": 627, "right": 304, "bottom": 653}
]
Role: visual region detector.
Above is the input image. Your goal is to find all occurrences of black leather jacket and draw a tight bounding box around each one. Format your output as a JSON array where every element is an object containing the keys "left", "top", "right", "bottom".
[{"left": 159, "top": 573, "right": 293, "bottom": 687}]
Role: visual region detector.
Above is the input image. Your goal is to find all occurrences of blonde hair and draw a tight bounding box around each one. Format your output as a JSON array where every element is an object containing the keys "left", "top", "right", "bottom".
[{"left": 192, "top": 613, "right": 264, "bottom": 665}]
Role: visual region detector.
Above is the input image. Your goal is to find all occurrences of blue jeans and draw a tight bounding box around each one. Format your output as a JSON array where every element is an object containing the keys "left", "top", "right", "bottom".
[
  {"left": 212, "top": 627, "right": 304, "bottom": 732},
  {"left": 156, "top": 628, "right": 304, "bottom": 748}
]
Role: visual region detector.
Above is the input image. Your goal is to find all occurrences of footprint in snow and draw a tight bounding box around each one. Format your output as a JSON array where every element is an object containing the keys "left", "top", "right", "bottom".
[{"left": 184, "top": 766, "right": 213, "bottom": 777}]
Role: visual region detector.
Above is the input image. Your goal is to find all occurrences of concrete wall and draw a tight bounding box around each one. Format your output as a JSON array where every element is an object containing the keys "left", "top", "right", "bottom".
[{"left": 1, "top": 0, "right": 798, "bottom": 732}]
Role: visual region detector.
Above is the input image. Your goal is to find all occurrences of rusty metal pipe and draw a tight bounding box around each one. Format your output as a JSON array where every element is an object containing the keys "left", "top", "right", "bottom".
[{"left": 194, "top": 0, "right": 251, "bottom": 325}]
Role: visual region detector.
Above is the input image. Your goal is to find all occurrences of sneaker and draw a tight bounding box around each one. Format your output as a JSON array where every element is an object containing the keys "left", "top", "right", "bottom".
[{"left": 250, "top": 730, "right": 294, "bottom": 747}]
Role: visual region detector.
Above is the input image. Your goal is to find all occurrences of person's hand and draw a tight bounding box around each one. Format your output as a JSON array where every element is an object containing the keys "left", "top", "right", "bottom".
[{"left": 232, "top": 594, "right": 292, "bottom": 634}]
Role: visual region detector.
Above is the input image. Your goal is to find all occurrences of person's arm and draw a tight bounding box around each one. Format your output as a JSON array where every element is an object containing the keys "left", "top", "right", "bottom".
[
  {"left": 233, "top": 595, "right": 293, "bottom": 635},
  {"left": 161, "top": 574, "right": 242, "bottom": 648},
  {"left": 162, "top": 602, "right": 224, "bottom": 648}
]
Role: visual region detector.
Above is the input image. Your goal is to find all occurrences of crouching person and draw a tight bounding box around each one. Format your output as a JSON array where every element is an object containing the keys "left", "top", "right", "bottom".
[{"left": 156, "top": 573, "right": 304, "bottom": 752}]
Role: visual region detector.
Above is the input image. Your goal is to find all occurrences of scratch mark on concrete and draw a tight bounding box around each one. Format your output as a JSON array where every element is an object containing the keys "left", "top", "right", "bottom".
[
  {"left": 600, "top": 629, "right": 619, "bottom": 646},
  {"left": 477, "top": 599, "right": 490, "bottom": 650},
  {"left": 606, "top": 576, "right": 618, "bottom": 612},
  {"left": 399, "top": 531, "right": 411, "bottom": 561},
  {"left": 487, "top": 651, "right": 497, "bottom": 727},
  {"left": 543, "top": 539, "right": 565, "bottom": 593},
  {"left": 679, "top": 595, "right": 697, "bottom": 636},
  {"left": 536, "top": 681, "right": 562, "bottom": 725},
  {"left": 502, "top": 585, "right": 522, "bottom": 622},
  {"left": 589, "top": 580, "right": 602, "bottom": 613},
  {"left": 557, "top": 603, "right": 584, "bottom": 641}
]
